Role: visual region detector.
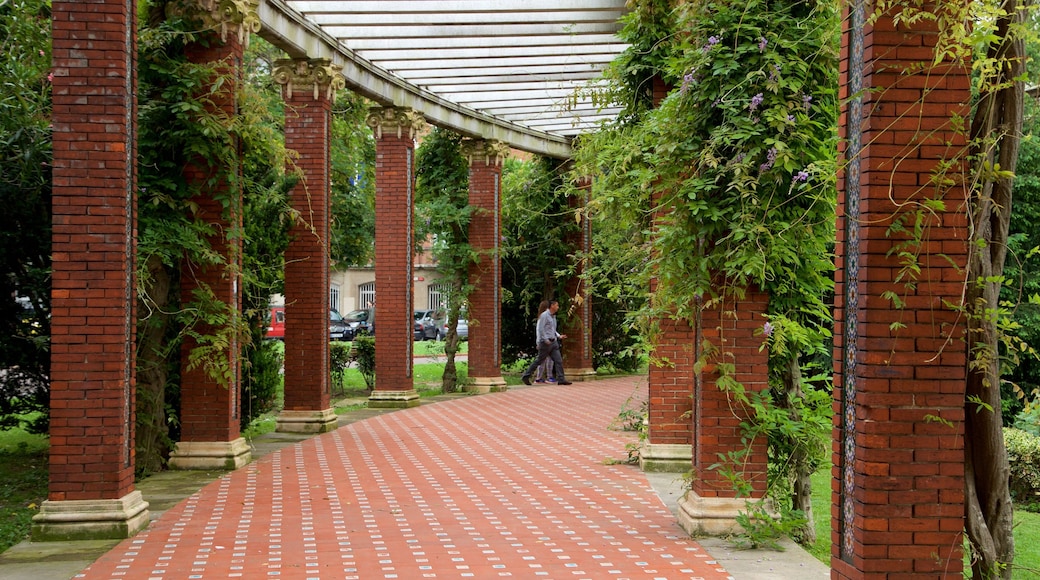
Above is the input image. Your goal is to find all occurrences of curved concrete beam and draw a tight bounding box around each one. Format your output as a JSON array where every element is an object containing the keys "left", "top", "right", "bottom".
[{"left": 258, "top": 0, "right": 574, "bottom": 159}]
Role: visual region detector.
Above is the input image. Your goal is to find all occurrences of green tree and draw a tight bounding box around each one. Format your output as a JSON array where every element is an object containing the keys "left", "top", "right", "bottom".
[
  {"left": 415, "top": 128, "right": 473, "bottom": 391},
  {"left": 500, "top": 157, "right": 581, "bottom": 363},
  {"left": 0, "top": 0, "right": 52, "bottom": 434},
  {"left": 330, "top": 91, "right": 376, "bottom": 268},
  {"left": 963, "top": 0, "right": 1028, "bottom": 574}
]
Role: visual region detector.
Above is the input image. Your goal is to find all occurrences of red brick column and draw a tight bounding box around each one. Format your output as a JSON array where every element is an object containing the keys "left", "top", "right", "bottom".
[
  {"left": 33, "top": 0, "right": 150, "bottom": 541},
  {"left": 169, "top": 3, "right": 257, "bottom": 470},
  {"left": 677, "top": 288, "right": 770, "bottom": 534},
  {"left": 833, "top": 2, "right": 969, "bottom": 576},
  {"left": 273, "top": 59, "right": 344, "bottom": 433},
  {"left": 461, "top": 139, "right": 509, "bottom": 393},
  {"left": 365, "top": 107, "right": 426, "bottom": 408},
  {"left": 641, "top": 76, "right": 695, "bottom": 473},
  {"left": 561, "top": 177, "right": 595, "bottom": 380}
]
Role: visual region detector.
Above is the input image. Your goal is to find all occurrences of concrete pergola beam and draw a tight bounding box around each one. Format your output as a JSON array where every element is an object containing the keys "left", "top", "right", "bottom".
[{"left": 259, "top": 0, "right": 574, "bottom": 159}]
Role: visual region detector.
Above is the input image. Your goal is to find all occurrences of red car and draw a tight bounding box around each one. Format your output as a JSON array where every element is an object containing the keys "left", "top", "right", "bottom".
[{"left": 266, "top": 306, "right": 285, "bottom": 340}]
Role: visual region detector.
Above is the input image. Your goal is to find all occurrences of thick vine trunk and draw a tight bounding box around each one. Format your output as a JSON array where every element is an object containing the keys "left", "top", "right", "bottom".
[
  {"left": 778, "top": 353, "right": 815, "bottom": 545},
  {"left": 440, "top": 280, "right": 464, "bottom": 393},
  {"left": 964, "top": 1, "right": 1025, "bottom": 576},
  {"left": 135, "top": 254, "right": 175, "bottom": 476}
]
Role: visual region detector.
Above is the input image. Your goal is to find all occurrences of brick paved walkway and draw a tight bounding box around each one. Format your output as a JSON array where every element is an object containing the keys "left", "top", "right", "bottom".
[{"left": 74, "top": 377, "right": 732, "bottom": 579}]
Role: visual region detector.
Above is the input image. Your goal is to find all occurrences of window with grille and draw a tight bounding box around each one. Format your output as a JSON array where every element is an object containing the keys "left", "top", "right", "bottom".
[
  {"left": 329, "top": 284, "right": 340, "bottom": 313},
  {"left": 428, "top": 284, "right": 448, "bottom": 311},
  {"left": 359, "top": 281, "right": 375, "bottom": 309}
]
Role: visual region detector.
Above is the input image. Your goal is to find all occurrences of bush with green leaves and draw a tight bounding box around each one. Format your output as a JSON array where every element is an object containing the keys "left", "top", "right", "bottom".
[
  {"left": 0, "top": 0, "right": 52, "bottom": 434},
  {"left": 1005, "top": 427, "right": 1040, "bottom": 506},
  {"left": 353, "top": 334, "right": 376, "bottom": 390}
]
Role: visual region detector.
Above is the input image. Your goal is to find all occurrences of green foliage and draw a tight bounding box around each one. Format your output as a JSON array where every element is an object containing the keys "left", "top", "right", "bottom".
[
  {"left": 330, "top": 341, "right": 356, "bottom": 396},
  {"left": 576, "top": 0, "right": 839, "bottom": 522},
  {"left": 733, "top": 500, "right": 807, "bottom": 551},
  {"left": 576, "top": 0, "right": 838, "bottom": 318},
  {"left": 1004, "top": 427, "right": 1040, "bottom": 505},
  {"left": 134, "top": 15, "right": 299, "bottom": 463},
  {"left": 1000, "top": 97, "right": 1040, "bottom": 415},
  {"left": 0, "top": 0, "right": 52, "bottom": 433},
  {"left": 415, "top": 128, "right": 475, "bottom": 390},
  {"left": 353, "top": 334, "right": 376, "bottom": 389},
  {"left": 329, "top": 91, "right": 376, "bottom": 267}
]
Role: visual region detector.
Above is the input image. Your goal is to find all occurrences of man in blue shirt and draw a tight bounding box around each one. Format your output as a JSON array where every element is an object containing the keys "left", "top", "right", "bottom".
[{"left": 521, "top": 300, "right": 572, "bottom": 385}]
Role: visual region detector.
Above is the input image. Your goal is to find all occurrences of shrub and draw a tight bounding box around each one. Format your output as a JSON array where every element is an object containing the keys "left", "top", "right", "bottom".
[
  {"left": 1005, "top": 427, "right": 1040, "bottom": 505},
  {"left": 353, "top": 335, "right": 376, "bottom": 389},
  {"left": 329, "top": 342, "right": 355, "bottom": 396}
]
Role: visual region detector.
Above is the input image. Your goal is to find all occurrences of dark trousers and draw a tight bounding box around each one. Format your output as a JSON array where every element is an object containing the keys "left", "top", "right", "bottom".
[{"left": 522, "top": 339, "right": 565, "bottom": 382}]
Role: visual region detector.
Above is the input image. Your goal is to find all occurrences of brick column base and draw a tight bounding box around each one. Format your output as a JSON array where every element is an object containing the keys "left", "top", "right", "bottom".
[
  {"left": 32, "top": 491, "right": 150, "bottom": 542},
  {"left": 168, "top": 438, "right": 251, "bottom": 470},
  {"left": 639, "top": 442, "right": 692, "bottom": 473}
]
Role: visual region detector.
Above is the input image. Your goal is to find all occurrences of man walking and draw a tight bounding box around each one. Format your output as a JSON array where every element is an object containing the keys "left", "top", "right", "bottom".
[{"left": 521, "top": 300, "right": 572, "bottom": 385}]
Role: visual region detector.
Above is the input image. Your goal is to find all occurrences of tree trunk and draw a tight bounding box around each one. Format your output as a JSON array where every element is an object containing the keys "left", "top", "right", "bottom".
[
  {"left": 964, "top": 1, "right": 1025, "bottom": 576},
  {"left": 135, "top": 254, "right": 176, "bottom": 476},
  {"left": 778, "top": 353, "right": 816, "bottom": 545},
  {"left": 440, "top": 280, "right": 463, "bottom": 392}
]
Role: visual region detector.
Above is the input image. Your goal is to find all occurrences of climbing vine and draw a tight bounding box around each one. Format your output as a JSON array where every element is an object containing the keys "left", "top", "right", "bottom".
[{"left": 574, "top": 0, "right": 839, "bottom": 542}]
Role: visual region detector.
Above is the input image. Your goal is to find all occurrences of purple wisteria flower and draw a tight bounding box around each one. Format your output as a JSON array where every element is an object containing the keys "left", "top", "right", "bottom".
[
  {"left": 758, "top": 37, "right": 768, "bottom": 52},
  {"left": 759, "top": 147, "right": 777, "bottom": 172},
  {"left": 702, "top": 35, "right": 721, "bottom": 52},
  {"left": 794, "top": 170, "right": 810, "bottom": 182},
  {"left": 681, "top": 70, "right": 697, "bottom": 95},
  {"left": 749, "top": 93, "right": 764, "bottom": 112},
  {"left": 763, "top": 321, "right": 774, "bottom": 337},
  {"left": 787, "top": 114, "right": 795, "bottom": 123},
  {"left": 802, "top": 94, "right": 813, "bottom": 110},
  {"left": 769, "top": 64, "right": 781, "bottom": 82}
]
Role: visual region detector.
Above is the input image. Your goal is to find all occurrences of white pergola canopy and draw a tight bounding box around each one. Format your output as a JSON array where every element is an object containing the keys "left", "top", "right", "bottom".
[{"left": 259, "top": 0, "right": 630, "bottom": 158}]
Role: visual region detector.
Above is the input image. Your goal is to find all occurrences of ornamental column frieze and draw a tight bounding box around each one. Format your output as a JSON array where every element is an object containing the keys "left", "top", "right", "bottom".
[
  {"left": 461, "top": 139, "right": 510, "bottom": 393},
  {"left": 165, "top": 0, "right": 261, "bottom": 45},
  {"left": 273, "top": 58, "right": 342, "bottom": 434},
  {"left": 366, "top": 107, "right": 427, "bottom": 408},
  {"left": 273, "top": 58, "right": 346, "bottom": 102}
]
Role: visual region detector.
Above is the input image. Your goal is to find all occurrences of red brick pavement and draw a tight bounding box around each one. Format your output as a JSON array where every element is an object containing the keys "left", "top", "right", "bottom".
[{"left": 74, "top": 377, "right": 732, "bottom": 579}]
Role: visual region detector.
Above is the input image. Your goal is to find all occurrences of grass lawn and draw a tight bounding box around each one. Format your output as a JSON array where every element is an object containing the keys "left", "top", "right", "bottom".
[{"left": 0, "top": 426, "right": 48, "bottom": 553}]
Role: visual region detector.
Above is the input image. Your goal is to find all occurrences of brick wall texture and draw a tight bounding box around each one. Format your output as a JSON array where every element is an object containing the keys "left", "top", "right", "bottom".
[
  {"left": 467, "top": 155, "right": 502, "bottom": 378},
  {"left": 372, "top": 128, "right": 415, "bottom": 391},
  {"left": 833, "top": 5, "right": 970, "bottom": 576},
  {"left": 282, "top": 85, "right": 332, "bottom": 411},
  {"left": 561, "top": 180, "right": 594, "bottom": 372},
  {"left": 691, "top": 288, "right": 769, "bottom": 498},
  {"left": 48, "top": 0, "right": 138, "bottom": 501}
]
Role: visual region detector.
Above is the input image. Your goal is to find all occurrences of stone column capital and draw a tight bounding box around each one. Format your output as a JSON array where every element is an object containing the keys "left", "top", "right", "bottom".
[
  {"left": 168, "top": 0, "right": 261, "bottom": 45},
  {"left": 273, "top": 58, "right": 345, "bottom": 101},
  {"left": 460, "top": 139, "right": 510, "bottom": 167},
  {"left": 365, "top": 107, "right": 427, "bottom": 140}
]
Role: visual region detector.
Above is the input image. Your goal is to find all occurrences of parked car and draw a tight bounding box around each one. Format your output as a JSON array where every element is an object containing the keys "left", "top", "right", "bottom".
[
  {"left": 267, "top": 306, "right": 352, "bottom": 341},
  {"left": 330, "top": 309, "right": 350, "bottom": 341},
  {"left": 435, "top": 317, "right": 468, "bottom": 341},
  {"left": 344, "top": 308, "right": 374, "bottom": 337},
  {"left": 266, "top": 306, "right": 285, "bottom": 340},
  {"left": 414, "top": 309, "right": 436, "bottom": 341},
  {"left": 417, "top": 309, "right": 444, "bottom": 340}
]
